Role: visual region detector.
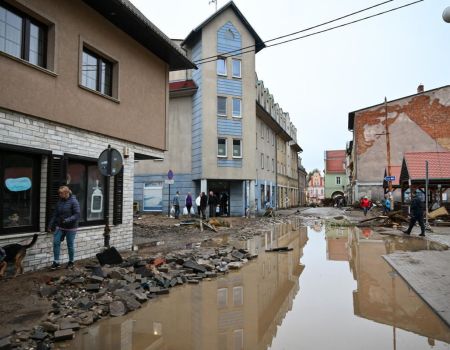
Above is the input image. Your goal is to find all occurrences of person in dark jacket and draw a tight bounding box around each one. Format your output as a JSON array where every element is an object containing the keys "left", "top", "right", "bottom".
[
  {"left": 208, "top": 191, "right": 217, "bottom": 218},
  {"left": 48, "top": 186, "right": 80, "bottom": 269},
  {"left": 173, "top": 191, "right": 180, "bottom": 219},
  {"left": 185, "top": 192, "right": 193, "bottom": 217},
  {"left": 200, "top": 192, "right": 207, "bottom": 220},
  {"left": 403, "top": 190, "right": 425, "bottom": 236}
]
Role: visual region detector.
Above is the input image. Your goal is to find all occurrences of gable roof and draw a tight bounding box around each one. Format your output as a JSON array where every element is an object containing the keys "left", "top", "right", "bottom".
[
  {"left": 401, "top": 152, "right": 450, "bottom": 182},
  {"left": 82, "top": 0, "right": 195, "bottom": 71},
  {"left": 182, "top": 1, "right": 265, "bottom": 52}
]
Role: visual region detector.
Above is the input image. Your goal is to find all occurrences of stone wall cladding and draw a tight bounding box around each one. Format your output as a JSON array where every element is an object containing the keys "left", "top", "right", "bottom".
[{"left": 0, "top": 108, "right": 160, "bottom": 272}]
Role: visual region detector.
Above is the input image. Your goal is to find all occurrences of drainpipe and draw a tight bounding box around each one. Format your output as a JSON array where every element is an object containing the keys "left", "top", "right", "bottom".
[{"left": 275, "top": 132, "right": 278, "bottom": 209}]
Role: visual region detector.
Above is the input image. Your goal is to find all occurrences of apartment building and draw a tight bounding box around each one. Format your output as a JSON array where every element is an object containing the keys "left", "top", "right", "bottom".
[{"left": 0, "top": 0, "right": 194, "bottom": 270}]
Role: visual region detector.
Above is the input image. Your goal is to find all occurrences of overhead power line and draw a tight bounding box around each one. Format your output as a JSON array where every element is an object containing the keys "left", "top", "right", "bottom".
[
  {"left": 194, "top": 0, "right": 424, "bottom": 66},
  {"left": 195, "top": 0, "right": 395, "bottom": 64}
]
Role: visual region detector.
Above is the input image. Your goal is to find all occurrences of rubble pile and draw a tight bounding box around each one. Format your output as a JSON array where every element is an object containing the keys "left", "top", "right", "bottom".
[{"left": 1, "top": 246, "right": 257, "bottom": 349}]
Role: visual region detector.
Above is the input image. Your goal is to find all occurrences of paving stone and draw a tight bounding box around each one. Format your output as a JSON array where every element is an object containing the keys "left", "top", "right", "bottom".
[
  {"left": 183, "top": 261, "right": 207, "bottom": 273},
  {"left": 109, "top": 301, "right": 126, "bottom": 317},
  {"left": 89, "top": 275, "right": 104, "bottom": 283},
  {"left": 131, "top": 291, "right": 148, "bottom": 303},
  {"left": 228, "top": 262, "right": 242, "bottom": 270},
  {"left": 40, "top": 322, "right": 59, "bottom": 333},
  {"left": 39, "top": 286, "right": 58, "bottom": 298},
  {"left": 176, "top": 277, "right": 184, "bottom": 285},
  {"left": 85, "top": 284, "right": 100, "bottom": 292},
  {"left": 53, "top": 329, "right": 74, "bottom": 342},
  {"left": 59, "top": 321, "right": 80, "bottom": 331},
  {"left": 187, "top": 280, "right": 199, "bottom": 284},
  {"left": 30, "top": 330, "right": 48, "bottom": 341}
]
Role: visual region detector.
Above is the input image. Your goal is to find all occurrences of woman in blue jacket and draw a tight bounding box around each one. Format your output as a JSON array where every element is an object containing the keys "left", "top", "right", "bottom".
[{"left": 48, "top": 186, "right": 80, "bottom": 269}]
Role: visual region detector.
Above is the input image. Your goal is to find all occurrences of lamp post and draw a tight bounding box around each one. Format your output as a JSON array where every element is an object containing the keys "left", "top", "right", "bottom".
[{"left": 443, "top": 7, "right": 450, "bottom": 22}]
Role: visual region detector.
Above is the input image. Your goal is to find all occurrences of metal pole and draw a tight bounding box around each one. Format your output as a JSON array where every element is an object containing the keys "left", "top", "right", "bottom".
[
  {"left": 385, "top": 97, "right": 393, "bottom": 194},
  {"left": 168, "top": 184, "right": 171, "bottom": 217},
  {"left": 425, "top": 160, "right": 429, "bottom": 228}
]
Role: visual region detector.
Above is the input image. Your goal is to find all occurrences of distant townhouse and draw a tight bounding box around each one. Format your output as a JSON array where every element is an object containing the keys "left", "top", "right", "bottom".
[
  {"left": 307, "top": 170, "right": 324, "bottom": 204},
  {"left": 324, "top": 150, "right": 347, "bottom": 201},
  {"left": 0, "top": 0, "right": 194, "bottom": 271},
  {"left": 347, "top": 84, "right": 450, "bottom": 203},
  {"left": 298, "top": 158, "right": 307, "bottom": 206},
  {"left": 134, "top": 1, "right": 302, "bottom": 216}
]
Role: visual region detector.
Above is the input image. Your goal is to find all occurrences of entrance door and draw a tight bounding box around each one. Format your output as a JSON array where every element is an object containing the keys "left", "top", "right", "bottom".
[{"left": 208, "top": 180, "right": 230, "bottom": 217}]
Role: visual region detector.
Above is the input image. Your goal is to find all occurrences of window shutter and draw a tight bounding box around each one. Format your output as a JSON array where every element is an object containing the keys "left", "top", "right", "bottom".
[
  {"left": 113, "top": 169, "right": 123, "bottom": 225},
  {"left": 46, "top": 154, "right": 66, "bottom": 228}
]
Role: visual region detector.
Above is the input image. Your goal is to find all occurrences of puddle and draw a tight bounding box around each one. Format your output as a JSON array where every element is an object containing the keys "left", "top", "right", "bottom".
[{"left": 65, "top": 223, "right": 449, "bottom": 350}]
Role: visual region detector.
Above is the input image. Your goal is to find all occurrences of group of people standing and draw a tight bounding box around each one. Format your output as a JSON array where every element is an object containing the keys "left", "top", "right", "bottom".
[{"left": 172, "top": 190, "right": 229, "bottom": 220}]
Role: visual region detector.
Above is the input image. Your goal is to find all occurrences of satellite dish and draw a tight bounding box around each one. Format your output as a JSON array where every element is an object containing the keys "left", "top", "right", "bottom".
[{"left": 443, "top": 7, "right": 450, "bottom": 23}]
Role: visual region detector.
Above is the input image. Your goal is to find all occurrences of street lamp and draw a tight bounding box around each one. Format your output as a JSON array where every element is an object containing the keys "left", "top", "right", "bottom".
[{"left": 443, "top": 7, "right": 450, "bottom": 23}]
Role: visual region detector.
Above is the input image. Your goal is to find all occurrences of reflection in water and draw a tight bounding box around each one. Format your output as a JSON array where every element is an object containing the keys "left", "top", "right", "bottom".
[
  {"left": 348, "top": 227, "right": 450, "bottom": 345},
  {"left": 68, "top": 220, "right": 308, "bottom": 350}
]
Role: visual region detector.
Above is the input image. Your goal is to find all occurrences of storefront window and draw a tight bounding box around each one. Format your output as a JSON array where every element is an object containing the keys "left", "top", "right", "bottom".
[
  {"left": 1, "top": 151, "right": 40, "bottom": 234},
  {"left": 67, "top": 160, "right": 106, "bottom": 224}
]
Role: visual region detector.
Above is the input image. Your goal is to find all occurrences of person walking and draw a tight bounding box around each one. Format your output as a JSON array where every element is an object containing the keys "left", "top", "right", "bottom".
[
  {"left": 220, "top": 191, "right": 228, "bottom": 216},
  {"left": 173, "top": 191, "right": 180, "bottom": 219},
  {"left": 48, "top": 185, "right": 80, "bottom": 269},
  {"left": 403, "top": 190, "right": 425, "bottom": 236},
  {"left": 185, "top": 192, "right": 193, "bottom": 217},
  {"left": 200, "top": 192, "right": 207, "bottom": 220},
  {"left": 382, "top": 194, "right": 391, "bottom": 215},
  {"left": 360, "top": 196, "right": 370, "bottom": 216},
  {"left": 208, "top": 191, "right": 217, "bottom": 218}
]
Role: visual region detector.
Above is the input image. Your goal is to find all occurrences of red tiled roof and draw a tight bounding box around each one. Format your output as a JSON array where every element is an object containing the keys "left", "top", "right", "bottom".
[
  {"left": 385, "top": 166, "right": 401, "bottom": 185},
  {"left": 404, "top": 152, "right": 450, "bottom": 180},
  {"left": 169, "top": 80, "right": 197, "bottom": 92}
]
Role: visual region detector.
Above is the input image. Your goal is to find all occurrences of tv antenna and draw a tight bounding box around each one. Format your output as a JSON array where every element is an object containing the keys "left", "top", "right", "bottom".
[{"left": 209, "top": 0, "right": 218, "bottom": 12}]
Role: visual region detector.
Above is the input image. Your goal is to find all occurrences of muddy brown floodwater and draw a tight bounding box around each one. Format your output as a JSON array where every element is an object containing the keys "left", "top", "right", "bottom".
[{"left": 65, "top": 221, "right": 450, "bottom": 350}]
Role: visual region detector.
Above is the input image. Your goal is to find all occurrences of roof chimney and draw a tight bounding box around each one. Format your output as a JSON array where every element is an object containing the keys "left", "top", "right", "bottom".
[{"left": 417, "top": 84, "right": 424, "bottom": 93}]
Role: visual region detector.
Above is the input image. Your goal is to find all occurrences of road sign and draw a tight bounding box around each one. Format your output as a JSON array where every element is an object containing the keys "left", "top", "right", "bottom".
[
  {"left": 384, "top": 176, "right": 396, "bottom": 181},
  {"left": 98, "top": 146, "right": 123, "bottom": 176},
  {"left": 165, "top": 179, "right": 174, "bottom": 185},
  {"left": 167, "top": 170, "right": 174, "bottom": 180}
]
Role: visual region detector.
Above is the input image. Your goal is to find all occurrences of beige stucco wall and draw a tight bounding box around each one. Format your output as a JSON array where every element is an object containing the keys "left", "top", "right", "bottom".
[
  {"left": 256, "top": 117, "right": 276, "bottom": 182},
  {"left": 135, "top": 96, "right": 192, "bottom": 174},
  {"left": 199, "top": 8, "right": 256, "bottom": 180},
  {"left": 0, "top": 0, "right": 169, "bottom": 150}
]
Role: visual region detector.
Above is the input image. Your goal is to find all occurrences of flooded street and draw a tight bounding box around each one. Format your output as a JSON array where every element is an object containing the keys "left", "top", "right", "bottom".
[{"left": 67, "top": 221, "right": 450, "bottom": 350}]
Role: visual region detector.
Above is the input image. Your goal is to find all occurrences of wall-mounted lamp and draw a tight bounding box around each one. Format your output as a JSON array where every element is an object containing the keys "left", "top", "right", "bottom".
[{"left": 123, "top": 146, "right": 130, "bottom": 159}]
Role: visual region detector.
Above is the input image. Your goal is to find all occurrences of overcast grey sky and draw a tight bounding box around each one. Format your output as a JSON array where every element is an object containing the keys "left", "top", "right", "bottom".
[{"left": 130, "top": 0, "right": 449, "bottom": 172}]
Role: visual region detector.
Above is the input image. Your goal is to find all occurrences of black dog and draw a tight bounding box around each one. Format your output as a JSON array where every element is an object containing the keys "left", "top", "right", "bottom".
[{"left": 0, "top": 234, "right": 38, "bottom": 278}]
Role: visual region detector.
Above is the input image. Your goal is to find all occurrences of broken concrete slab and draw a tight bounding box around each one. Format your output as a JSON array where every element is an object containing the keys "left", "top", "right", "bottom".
[
  {"left": 183, "top": 260, "right": 207, "bottom": 273},
  {"left": 53, "top": 329, "right": 74, "bottom": 342}
]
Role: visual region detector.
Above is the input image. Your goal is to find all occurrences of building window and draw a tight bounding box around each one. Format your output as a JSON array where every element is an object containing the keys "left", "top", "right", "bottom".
[
  {"left": 336, "top": 176, "right": 341, "bottom": 185},
  {"left": 261, "top": 153, "right": 264, "bottom": 169},
  {"left": 218, "top": 138, "right": 227, "bottom": 157},
  {"left": 1, "top": 150, "right": 40, "bottom": 235},
  {"left": 232, "top": 59, "right": 241, "bottom": 78},
  {"left": 217, "top": 58, "right": 227, "bottom": 76},
  {"left": 81, "top": 48, "right": 113, "bottom": 96},
  {"left": 272, "top": 159, "right": 275, "bottom": 172},
  {"left": 0, "top": 3, "right": 47, "bottom": 68},
  {"left": 217, "top": 96, "right": 227, "bottom": 116},
  {"left": 232, "top": 139, "right": 242, "bottom": 158},
  {"left": 261, "top": 124, "right": 264, "bottom": 139},
  {"left": 233, "top": 286, "right": 243, "bottom": 305},
  {"left": 67, "top": 159, "right": 106, "bottom": 224},
  {"left": 232, "top": 98, "right": 241, "bottom": 118},
  {"left": 266, "top": 155, "right": 269, "bottom": 170}
]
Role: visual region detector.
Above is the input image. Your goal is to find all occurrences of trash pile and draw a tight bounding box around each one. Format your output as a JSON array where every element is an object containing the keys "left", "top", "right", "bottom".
[{"left": 1, "top": 245, "right": 257, "bottom": 349}]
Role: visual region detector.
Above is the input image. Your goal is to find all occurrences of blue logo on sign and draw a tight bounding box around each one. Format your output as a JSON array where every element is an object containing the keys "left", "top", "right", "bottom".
[{"left": 5, "top": 177, "right": 32, "bottom": 192}]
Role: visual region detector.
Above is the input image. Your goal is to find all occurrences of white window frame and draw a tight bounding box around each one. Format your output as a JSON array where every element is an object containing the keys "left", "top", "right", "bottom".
[
  {"left": 232, "top": 98, "right": 242, "bottom": 118},
  {"left": 336, "top": 176, "right": 341, "bottom": 185},
  {"left": 217, "top": 96, "right": 227, "bottom": 117},
  {"left": 217, "top": 138, "right": 227, "bottom": 157},
  {"left": 217, "top": 58, "right": 227, "bottom": 76},
  {"left": 232, "top": 59, "right": 241, "bottom": 78},
  {"left": 232, "top": 139, "right": 242, "bottom": 158}
]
